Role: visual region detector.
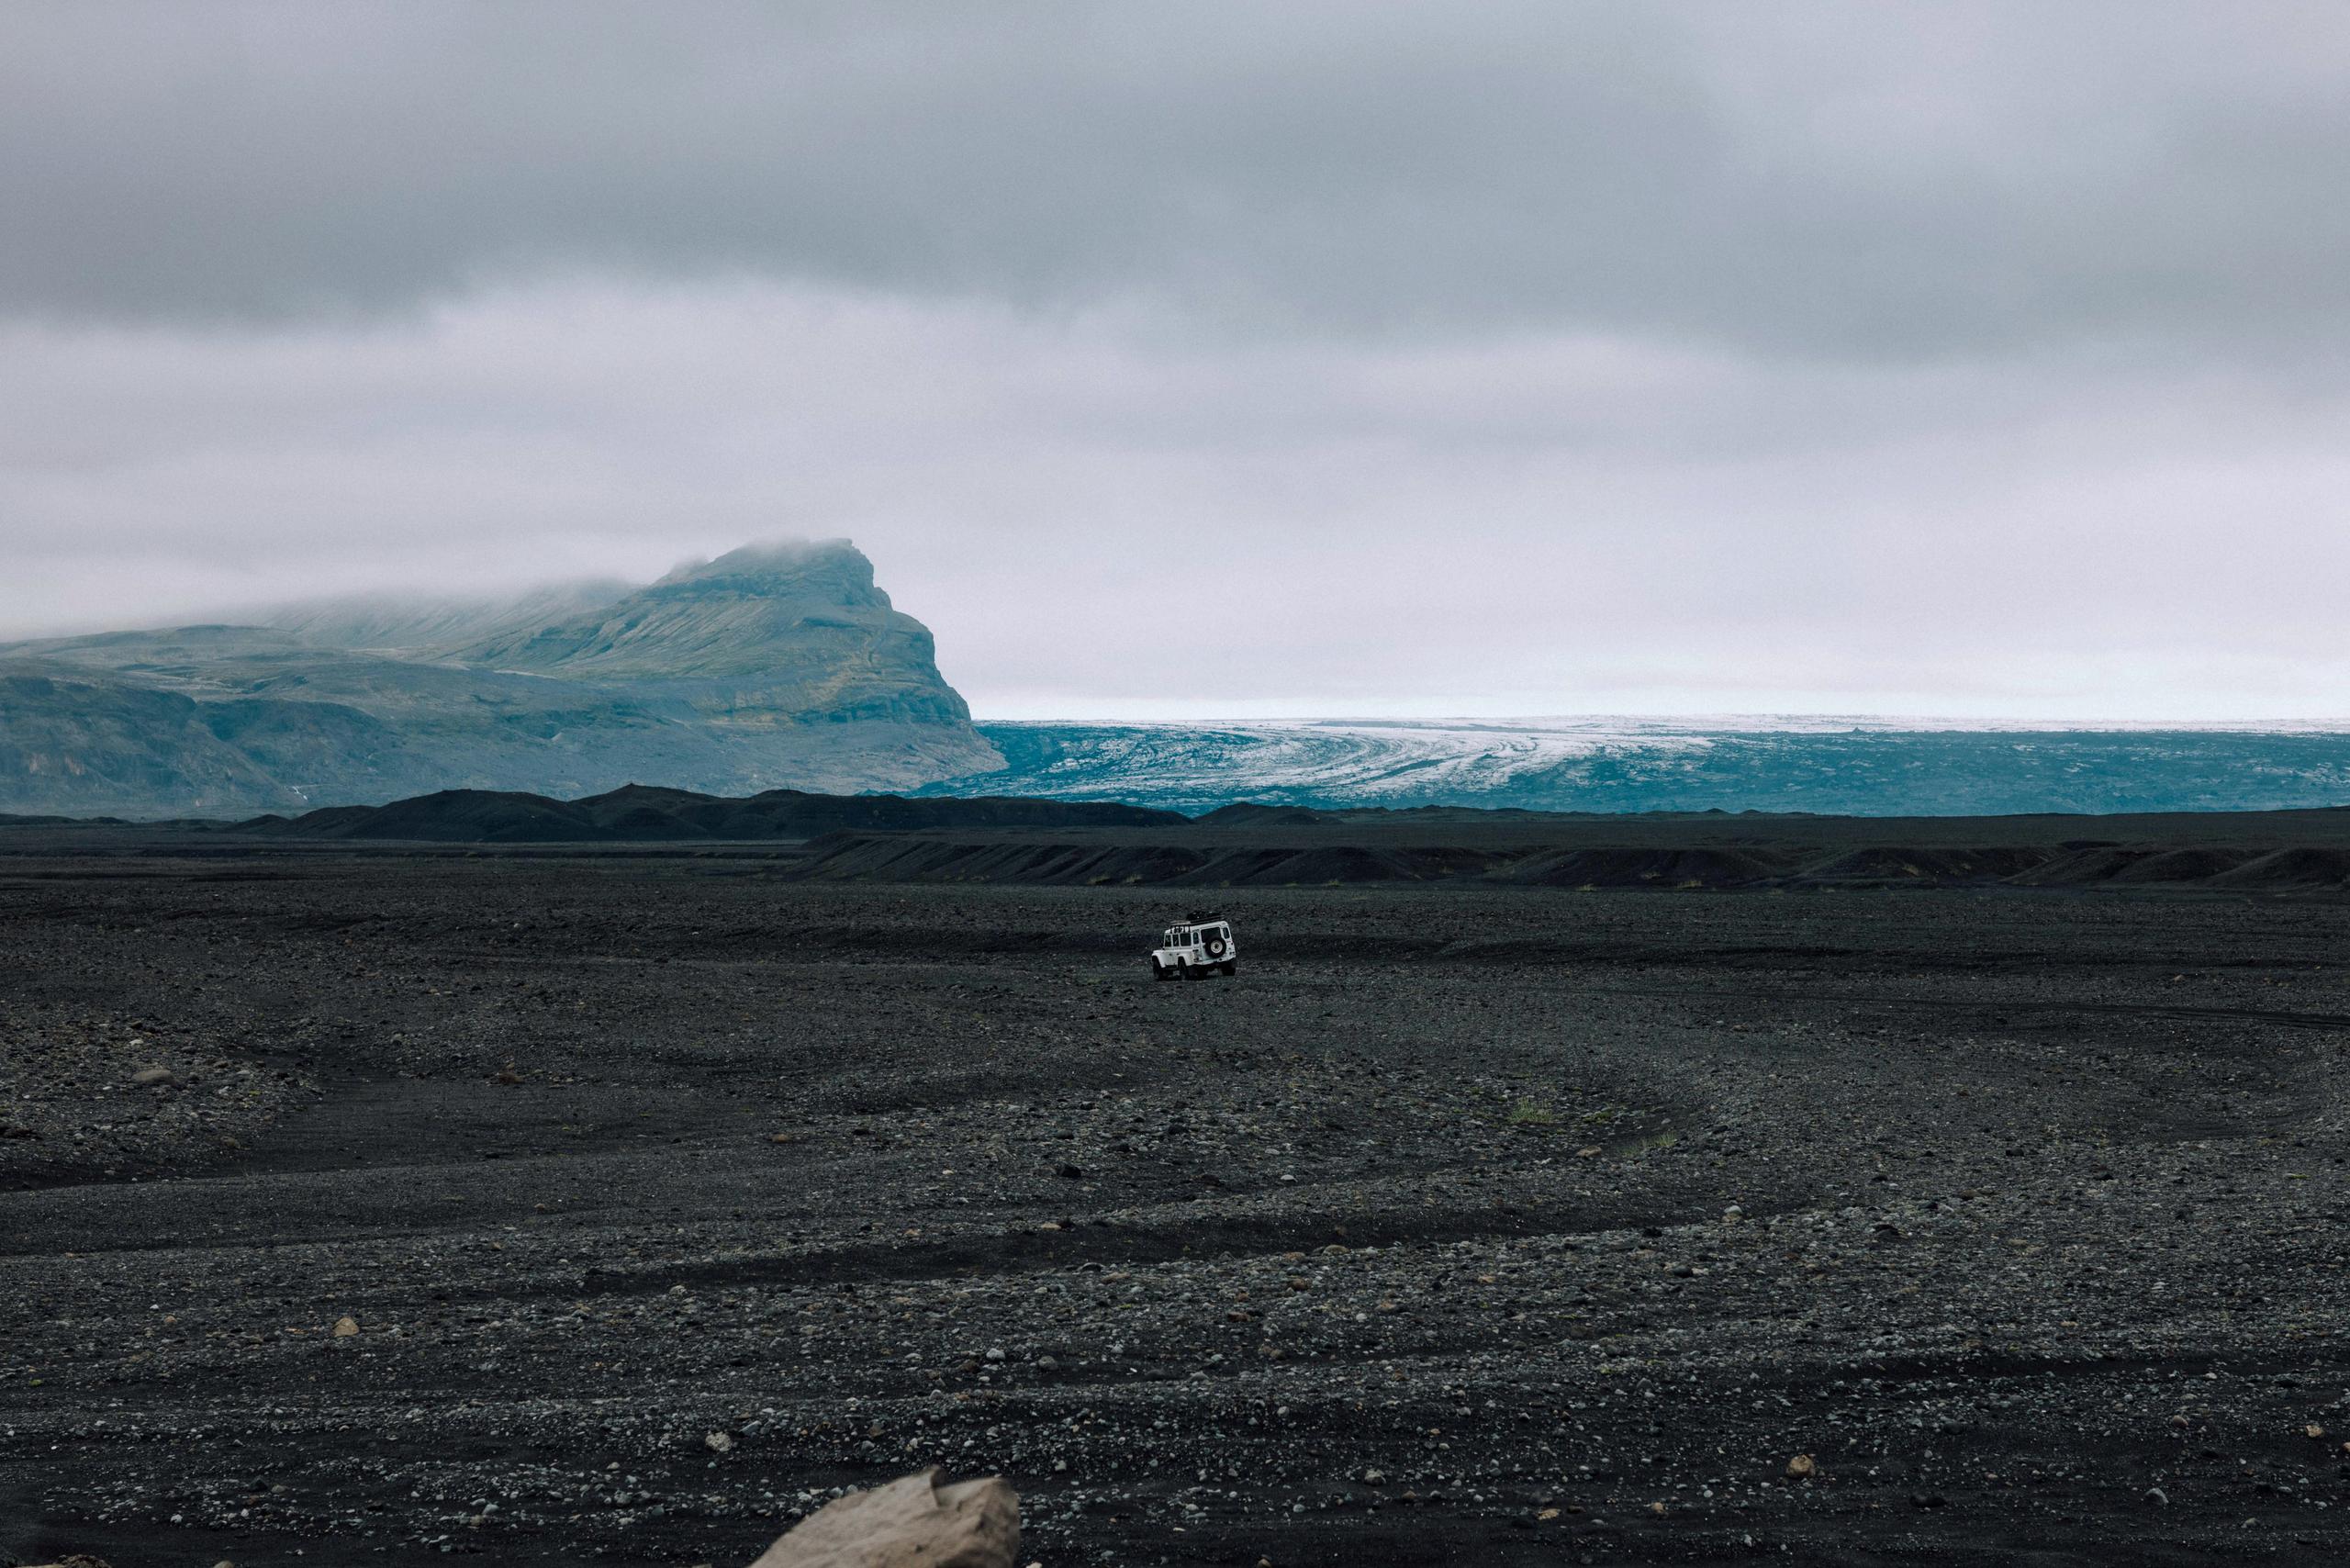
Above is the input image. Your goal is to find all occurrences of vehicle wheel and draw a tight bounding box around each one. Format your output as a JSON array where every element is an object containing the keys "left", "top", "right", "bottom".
[
  {"left": 1182, "top": 961, "right": 1202, "bottom": 981},
  {"left": 1151, "top": 961, "right": 1171, "bottom": 982},
  {"left": 1221, "top": 961, "right": 1237, "bottom": 977}
]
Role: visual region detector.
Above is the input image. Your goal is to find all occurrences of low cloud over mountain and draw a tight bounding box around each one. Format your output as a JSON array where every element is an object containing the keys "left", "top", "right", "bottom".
[{"left": 0, "top": 541, "right": 999, "bottom": 816}]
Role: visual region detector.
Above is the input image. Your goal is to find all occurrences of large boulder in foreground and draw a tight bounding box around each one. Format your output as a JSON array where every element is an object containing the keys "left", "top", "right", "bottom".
[{"left": 749, "top": 1469, "right": 1018, "bottom": 1568}]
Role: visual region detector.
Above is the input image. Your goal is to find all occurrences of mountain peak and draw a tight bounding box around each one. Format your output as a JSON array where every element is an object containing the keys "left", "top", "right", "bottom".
[
  {"left": 651, "top": 540, "right": 883, "bottom": 607},
  {"left": 453, "top": 538, "right": 961, "bottom": 701},
  {"left": 0, "top": 537, "right": 999, "bottom": 815}
]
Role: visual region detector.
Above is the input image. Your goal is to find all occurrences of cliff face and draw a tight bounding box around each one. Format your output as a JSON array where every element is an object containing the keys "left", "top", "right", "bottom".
[
  {"left": 454, "top": 543, "right": 975, "bottom": 726},
  {"left": 0, "top": 542, "right": 1002, "bottom": 816}
]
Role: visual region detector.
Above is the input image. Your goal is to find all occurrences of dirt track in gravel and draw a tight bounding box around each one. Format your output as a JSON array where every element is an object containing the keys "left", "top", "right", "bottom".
[{"left": 4, "top": 843, "right": 2349, "bottom": 1566}]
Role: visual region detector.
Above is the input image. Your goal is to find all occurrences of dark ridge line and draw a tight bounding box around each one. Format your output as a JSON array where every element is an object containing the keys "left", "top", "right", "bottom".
[
  {"left": 784, "top": 832, "right": 2350, "bottom": 895},
  {"left": 575, "top": 1200, "right": 1701, "bottom": 1302},
  {"left": 1578, "top": 984, "right": 2350, "bottom": 1034}
]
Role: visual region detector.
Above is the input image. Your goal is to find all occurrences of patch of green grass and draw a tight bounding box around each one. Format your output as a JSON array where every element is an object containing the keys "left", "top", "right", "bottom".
[{"left": 1505, "top": 1098, "right": 1559, "bottom": 1128}]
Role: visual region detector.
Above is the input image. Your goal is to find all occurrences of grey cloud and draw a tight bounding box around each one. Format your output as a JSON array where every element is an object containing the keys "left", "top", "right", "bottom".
[
  {"left": 4, "top": 4, "right": 2346, "bottom": 722},
  {"left": 5, "top": 2, "right": 2348, "bottom": 362},
  {"left": 3, "top": 282, "right": 2346, "bottom": 720}
]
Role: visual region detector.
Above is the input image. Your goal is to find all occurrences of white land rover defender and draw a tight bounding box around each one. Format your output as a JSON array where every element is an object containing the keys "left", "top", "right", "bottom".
[{"left": 1150, "top": 915, "right": 1238, "bottom": 981}]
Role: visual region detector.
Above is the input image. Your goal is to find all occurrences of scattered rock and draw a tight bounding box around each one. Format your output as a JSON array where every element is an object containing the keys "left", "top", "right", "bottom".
[
  {"left": 331, "top": 1316, "right": 360, "bottom": 1338},
  {"left": 707, "top": 1430, "right": 735, "bottom": 1453},
  {"left": 129, "top": 1066, "right": 176, "bottom": 1088},
  {"left": 17, "top": 840, "right": 2350, "bottom": 1563},
  {"left": 1786, "top": 1454, "right": 1818, "bottom": 1480},
  {"left": 747, "top": 1467, "right": 1017, "bottom": 1568}
]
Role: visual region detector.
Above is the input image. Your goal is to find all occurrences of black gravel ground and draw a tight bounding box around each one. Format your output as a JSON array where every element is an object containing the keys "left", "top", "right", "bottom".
[{"left": 4, "top": 847, "right": 2349, "bottom": 1565}]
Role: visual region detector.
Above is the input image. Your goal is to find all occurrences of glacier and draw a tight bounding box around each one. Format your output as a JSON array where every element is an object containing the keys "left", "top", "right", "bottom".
[{"left": 928, "top": 717, "right": 2350, "bottom": 816}]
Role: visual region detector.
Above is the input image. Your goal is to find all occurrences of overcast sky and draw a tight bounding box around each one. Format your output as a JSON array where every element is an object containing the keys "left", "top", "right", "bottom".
[{"left": 4, "top": 2, "right": 2347, "bottom": 719}]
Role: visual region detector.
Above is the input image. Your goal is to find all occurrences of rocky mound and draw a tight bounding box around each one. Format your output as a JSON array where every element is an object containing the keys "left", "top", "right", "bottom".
[
  {"left": 781, "top": 823, "right": 2350, "bottom": 895},
  {"left": 791, "top": 837, "right": 1214, "bottom": 885},
  {"left": 2003, "top": 846, "right": 2149, "bottom": 887},
  {"left": 789, "top": 837, "right": 1523, "bottom": 887},
  {"left": 1498, "top": 845, "right": 1793, "bottom": 888},
  {"left": 1192, "top": 802, "right": 1340, "bottom": 826},
  {"left": 2208, "top": 846, "right": 2350, "bottom": 890},
  {"left": 2106, "top": 846, "right": 2255, "bottom": 884},
  {"left": 250, "top": 785, "right": 1184, "bottom": 844},
  {"left": 1796, "top": 846, "right": 2055, "bottom": 885}
]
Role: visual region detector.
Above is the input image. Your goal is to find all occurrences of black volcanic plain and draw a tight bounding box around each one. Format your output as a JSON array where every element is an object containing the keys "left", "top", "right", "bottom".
[{"left": 4, "top": 803, "right": 2349, "bottom": 1565}]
